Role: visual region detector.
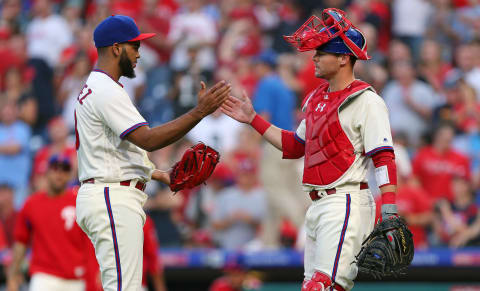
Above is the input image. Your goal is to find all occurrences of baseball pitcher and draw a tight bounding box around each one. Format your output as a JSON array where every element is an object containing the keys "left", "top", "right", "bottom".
[{"left": 74, "top": 15, "right": 229, "bottom": 291}]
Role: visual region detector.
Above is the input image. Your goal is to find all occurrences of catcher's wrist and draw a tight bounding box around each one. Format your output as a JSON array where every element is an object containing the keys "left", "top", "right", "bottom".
[
  {"left": 381, "top": 203, "right": 398, "bottom": 220},
  {"left": 250, "top": 114, "right": 271, "bottom": 135}
]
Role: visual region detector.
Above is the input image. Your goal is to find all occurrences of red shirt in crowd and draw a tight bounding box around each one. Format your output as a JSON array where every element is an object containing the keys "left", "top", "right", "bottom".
[
  {"left": 412, "top": 146, "right": 470, "bottom": 202},
  {"left": 14, "top": 188, "right": 92, "bottom": 279},
  {"left": 396, "top": 185, "right": 432, "bottom": 248}
]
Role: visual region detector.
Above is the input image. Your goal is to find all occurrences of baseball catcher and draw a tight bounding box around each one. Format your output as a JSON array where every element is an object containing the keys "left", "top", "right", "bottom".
[{"left": 356, "top": 216, "right": 414, "bottom": 278}]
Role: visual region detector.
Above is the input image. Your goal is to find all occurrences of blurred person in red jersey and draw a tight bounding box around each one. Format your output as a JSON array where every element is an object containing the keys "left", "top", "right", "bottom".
[
  {"left": 31, "top": 117, "right": 77, "bottom": 191},
  {"left": 58, "top": 27, "right": 98, "bottom": 78},
  {"left": 209, "top": 253, "right": 261, "bottom": 291},
  {"left": 137, "top": 0, "right": 179, "bottom": 65},
  {"left": 142, "top": 215, "right": 168, "bottom": 291},
  {"left": 375, "top": 134, "right": 434, "bottom": 249},
  {"left": 7, "top": 154, "right": 94, "bottom": 291},
  {"left": 412, "top": 123, "right": 470, "bottom": 202},
  {"left": 0, "top": 183, "right": 17, "bottom": 248},
  {"left": 432, "top": 174, "right": 480, "bottom": 248}
]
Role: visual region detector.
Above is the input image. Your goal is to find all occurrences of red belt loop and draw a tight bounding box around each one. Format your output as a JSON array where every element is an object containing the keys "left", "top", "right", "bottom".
[{"left": 309, "top": 182, "right": 368, "bottom": 201}]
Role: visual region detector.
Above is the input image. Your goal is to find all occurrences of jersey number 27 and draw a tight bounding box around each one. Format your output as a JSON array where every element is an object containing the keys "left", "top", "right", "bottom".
[{"left": 74, "top": 85, "right": 93, "bottom": 150}]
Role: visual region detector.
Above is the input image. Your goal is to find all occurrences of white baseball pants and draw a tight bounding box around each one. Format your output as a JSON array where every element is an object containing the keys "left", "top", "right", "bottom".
[
  {"left": 29, "top": 273, "right": 85, "bottom": 291},
  {"left": 303, "top": 188, "right": 375, "bottom": 291},
  {"left": 76, "top": 182, "right": 147, "bottom": 291}
]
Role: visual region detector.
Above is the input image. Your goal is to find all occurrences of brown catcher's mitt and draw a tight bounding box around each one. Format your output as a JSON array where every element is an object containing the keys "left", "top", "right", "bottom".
[{"left": 169, "top": 142, "right": 220, "bottom": 192}]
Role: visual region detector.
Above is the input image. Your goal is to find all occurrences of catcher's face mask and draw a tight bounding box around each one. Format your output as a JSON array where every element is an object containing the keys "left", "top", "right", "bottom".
[{"left": 283, "top": 8, "right": 370, "bottom": 60}]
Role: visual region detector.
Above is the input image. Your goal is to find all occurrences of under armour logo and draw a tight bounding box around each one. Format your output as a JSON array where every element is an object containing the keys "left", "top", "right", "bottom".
[{"left": 315, "top": 103, "right": 326, "bottom": 112}]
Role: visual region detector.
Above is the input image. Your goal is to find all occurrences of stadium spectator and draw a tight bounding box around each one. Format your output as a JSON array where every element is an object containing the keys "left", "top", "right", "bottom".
[
  {"left": 7, "top": 155, "right": 94, "bottom": 291},
  {"left": 209, "top": 252, "right": 261, "bottom": 291},
  {"left": 432, "top": 175, "right": 480, "bottom": 247},
  {"left": 0, "top": 183, "right": 17, "bottom": 248},
  {"left": 449, "top": 43, "right": 480, "bottom": 100},
  {"left": 418, "top": 39, "right": 453, "bottom": 94},
  {"left": 25, "top": 0, "right": 73, "bottom": 69},
  {"left": 383, "top": 60, "right": 439, "bottom": 147},
  {"left": 2, "top": 67, "right": 37, "bottom": 127},
  {"left": 187, "top": 109, "right": 243, "bottom": 153},
  {"left": 251, "top": 50, "right": 308, "bottom": 248},
  {"left": 31, "top": 117, "right": 77, "bottom": 191},
  {"left": 167, "top": 0, "right": 217, "bottom": 75},
  {"left": 0, "top": 99, "right": 31, "bottom": 208},
  {"left": 212, "top": 154, "right": 267, "bottom": 249},
  {"left": 185, "top": 163, "right": 234, "bottom": 238},
  {"left": 26, "top": 0, "right": 73, "bottom": 131},
  {"left": 58, "top": 53, "right": 92, "bottom": 131},
  {"left": 391, "top": 0, "right": 432, "bottom": 60},
  {"left": 412, "top": 123, "right": 470, "bottom": 202}
]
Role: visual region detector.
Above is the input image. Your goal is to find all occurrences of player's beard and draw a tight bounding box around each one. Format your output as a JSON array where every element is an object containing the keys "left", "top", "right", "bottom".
[{"left": 119, "top": 48, "right": 136, "bottom": 79}]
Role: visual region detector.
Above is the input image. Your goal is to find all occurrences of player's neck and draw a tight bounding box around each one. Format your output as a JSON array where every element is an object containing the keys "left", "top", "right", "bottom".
[
  {"left": 95, "top": 59, "right": 121, "bottom": 81},
  {"left": 327, "top": 71, "right": 355, "bottom": 92}
]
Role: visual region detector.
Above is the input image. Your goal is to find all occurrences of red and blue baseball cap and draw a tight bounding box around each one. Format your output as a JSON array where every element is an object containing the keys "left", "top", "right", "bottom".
[
  {"left": 93, "top": 15, "right": 156, "bottom": 48},
  {"left": 48, "top": 154, "right": 72, "bottom": 171}
]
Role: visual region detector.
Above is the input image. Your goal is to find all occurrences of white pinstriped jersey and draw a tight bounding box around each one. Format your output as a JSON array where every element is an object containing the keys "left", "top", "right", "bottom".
[
  {"left": 74, "top": 70, "right": 154, "bottom": 183},
  {"left": 296, "top": 88, "right": 394, "bottom": 191}
]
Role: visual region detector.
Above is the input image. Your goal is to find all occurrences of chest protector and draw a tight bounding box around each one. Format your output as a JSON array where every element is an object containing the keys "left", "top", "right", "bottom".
[{"left": 303, "top": 80, "right": 372, "bottom": 186}]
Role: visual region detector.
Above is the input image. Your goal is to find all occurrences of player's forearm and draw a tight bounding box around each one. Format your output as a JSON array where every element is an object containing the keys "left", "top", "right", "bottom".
[
  {"left": 130, "top": 110, "right": 203, "bottom": 151},
  {"left": 7, "top": 243, "right": 27, "bottom": 279},
  {"left": 250, "top": 114, "right": 282, "bottom": 150},
  {"left": 262, "top": 125, "right": 283, "bottom": 150}
]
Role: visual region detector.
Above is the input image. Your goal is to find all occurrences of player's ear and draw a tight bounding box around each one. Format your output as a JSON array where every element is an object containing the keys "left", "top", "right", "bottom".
[
  {"left": 339, "top": 54, "right": 349, "bottom": 67},
  {"left": 112, "top": 43, "right": 122, "bottom": 57}
]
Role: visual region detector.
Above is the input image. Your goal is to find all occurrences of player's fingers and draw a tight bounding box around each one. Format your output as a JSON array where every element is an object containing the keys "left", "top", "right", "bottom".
[
  {"left": 207, "top": 80, "right": 227, "bottom": 94},
  {"left": 198, "top": 81, "right": 207, "bottom": 95},
  {"left": 213, "top": 82, "right": 232, "bottom": 98},
  {"left": 223, "top": 98, "right": 237, "bottom": 108},
  {"left": 221, "top": 102, "right": 234, "bottom": 111},
  {"left": 241, "top": 90, "right": 250, "bottom": 101}
]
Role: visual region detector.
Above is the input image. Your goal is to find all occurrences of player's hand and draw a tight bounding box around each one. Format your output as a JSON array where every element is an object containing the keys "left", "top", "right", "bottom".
[
  {"left": 221, "top": 90, "right": 256, "bottom": 124},
  {"left": 151, "top": 169, "right": 170, "bottom": 185},
  {"left": 194, "top": 81, "right": 231, "bottom": 118}
]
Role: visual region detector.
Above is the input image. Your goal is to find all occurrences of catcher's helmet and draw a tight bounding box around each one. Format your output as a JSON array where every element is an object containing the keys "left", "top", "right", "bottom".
[{"left": 283, "top": 8, "right": 370, "bottom": 60}]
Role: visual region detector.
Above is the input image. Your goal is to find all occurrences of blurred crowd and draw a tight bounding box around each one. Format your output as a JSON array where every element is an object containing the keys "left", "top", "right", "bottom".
[{"left": 1, "top": 1, "right": 480, "bottom": 277}]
